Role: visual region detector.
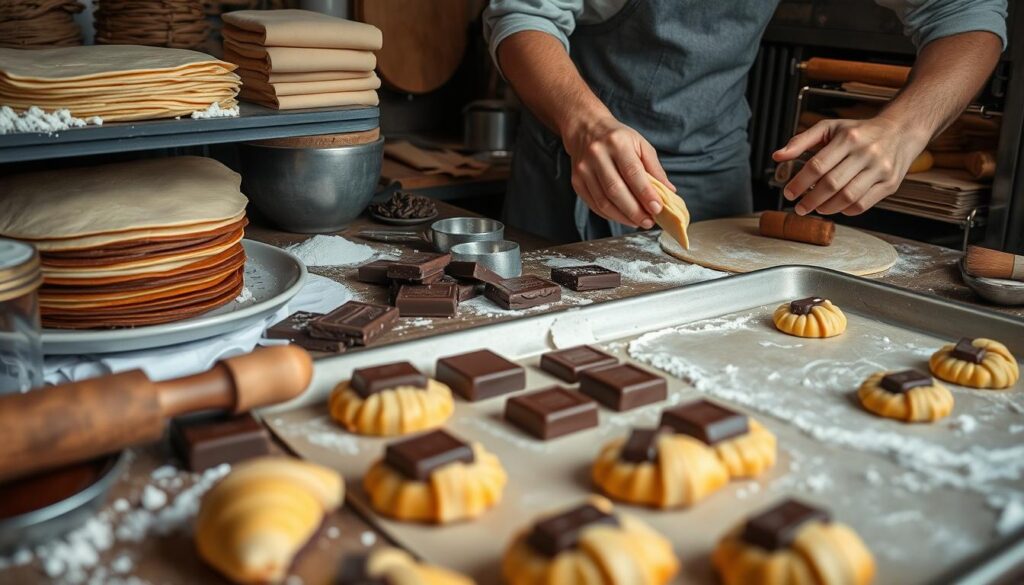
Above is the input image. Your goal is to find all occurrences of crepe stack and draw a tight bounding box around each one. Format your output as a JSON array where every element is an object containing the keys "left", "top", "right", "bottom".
[
  {"left": 0, "top": 157, "right": 249, "bottom": 329},
  {"left": 95, "top": 0, "right": 210, "bottom": 49},
  {"left": 0, "top": 45, "right": 240, "bottom": 122},
  {"left": 222, "top": 9, "right": 382, "bottom": 110},
  {"left": 0, "top": 0, "right": 83, "bottom": 49}
]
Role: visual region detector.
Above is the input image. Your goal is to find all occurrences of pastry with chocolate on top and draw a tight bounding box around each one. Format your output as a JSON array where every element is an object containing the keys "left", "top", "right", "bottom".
[
  {"left": 329, "top": 361, "right": 454, "bottom": 436},
  {"left": 929, "top": 337, "right": 1019, "bottom": 390},
  {"left": 772, "top": 296, "right": 847, "bottom": 338},
  {"left": 337, "top": 547, "right": 473, "bottom": 585},
  {"left": 858, "top": 369, "right": 954, "bottom": 422}
]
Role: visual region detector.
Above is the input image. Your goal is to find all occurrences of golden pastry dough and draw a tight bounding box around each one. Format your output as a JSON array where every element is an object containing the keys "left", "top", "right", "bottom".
[
  {"left": 196, "top": 457, "right": 344, "bottom": 585},
  {"left": 351, "top": 547, "right": 474, "bottom": 585},
  {"left": 329, "top": 378, "right": 454, "bottom": 436},
  {"left": 710, "top": 419, "right": 778, "bottom": 479},
  {"left": 502, "top": 497, "right": 680, "bottom": 585},
  {"left": 858, "top": 371, "right": 954, "bottom": 422},
  {"left": 648, "top": 173, "right": 690, "bottom": 249},
  {"left": 929, "top": 338, "right": 1020, "bottom": 390},
  {"left": 773, "top": 299, "right": 847, "bottom": 338},
  {"left": 364, "top": 442, "right": 506, "bottom": 523}
]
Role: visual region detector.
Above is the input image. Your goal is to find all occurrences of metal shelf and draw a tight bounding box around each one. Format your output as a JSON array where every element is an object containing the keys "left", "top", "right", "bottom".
[{"left": 0, "top": 103, "right": 380, "bottom": 164}]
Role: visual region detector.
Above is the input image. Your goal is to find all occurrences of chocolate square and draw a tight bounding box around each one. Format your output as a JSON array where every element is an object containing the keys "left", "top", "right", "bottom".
[
  {"left": 951, "top": 338, "right": 986, "bottom": 364},
  {"left": 169, "top": 414, "right": 271, "bottom": 472},
  {"left": 789, "top": 296, "right": 825, "bottom": 315},
  {"left": 660, "top": 399, "right": 749, "bottom": 445},
  {"left": 356, "top": 260, "right": 396, "bottom": 285},
  {"left": 446, "top": 261, "right": 503, "bottom": 286},
  {"left": 484, "top": 275, "right": 561, "bottom": 310},
  {"left": 526, "top": 504, "right": 618, "bottom": 557},
  {"left": 309, "top": 301, "right": 398, "bottom": 346},
  {"left": 351, "top": 361, "right": 426, "bottom": 398},
  {"left": 387, "top": 252, "right": 451, "bottom": 280},
  {"left": 439, "top": 276, "right": 478, "bottom": 302},
  {"left": 879, "top": 369, "right": 933, "bottom": 394},
  {"left": 384, "top": 430, "right": 474, "bottom": 481},
  {"left": 436, "top": 349, "right": 525, "bottom": 401},
  {"left": 390, "top": 269, "right": 445, "bottom": 286},
  {"left": 264, "top": 311, "right": 346, "bottom": 353},
  {"left": 579, "top": 364, "right": 667, "bottom": 411},
  {"left": 539, "top": 345, "right": 618, "bottom": 383},
  {"left": 741, "top": 499, "right": 831, "bottom": 551},
  {"left": 550, "top": 265, "right": 621, "bottom": 291},
  {"left": 620, "top": 428, "right": 663, "bottom": 463},
  {"left": 395, "top": 283, "right": 458, "bottom": 317},
  {"left": 505, "top": 386, "right": 598, "bottom": 440}
]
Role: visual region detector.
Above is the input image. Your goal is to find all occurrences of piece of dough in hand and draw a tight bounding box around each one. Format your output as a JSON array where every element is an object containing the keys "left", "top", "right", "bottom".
[
  {"left": 858, "top": 370, "right": 954, "bottom": 422},
  {"left": 647, "top": 173, "right": 690, "bottom": 249},
  {"left": 773, "top": 296, "right": 846, "bottom": 338},
  {"left": 929, "top": 337, "right": 1019, "bottom": 390}
]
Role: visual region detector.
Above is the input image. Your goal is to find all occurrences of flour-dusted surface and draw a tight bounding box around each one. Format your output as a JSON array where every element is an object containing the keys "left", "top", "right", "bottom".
[
  {"left": 0, "top": 105, "right": 102, "bottom": 135},
  {"left": 285, "top": 234, "right": 380, "bottom": 267}
]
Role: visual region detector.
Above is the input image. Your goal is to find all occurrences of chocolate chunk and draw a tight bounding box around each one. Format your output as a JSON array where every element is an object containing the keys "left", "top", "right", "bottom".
[
  {"left": 351, "top": 361, "right": 427, "bottom": 398},
  {"left": 540, "top": 345, "right": 618, "bottom": 383},
  {"left": 879, "top": 369, "right": 933, "bottom": 394},
  {"left": 505, "top": 386, "right": 598, "bottom": 440},
  {"left": 265, "top": 311, "right": 347, "bottom": 352},
  {"left": 439, "top": 275, "right": 478, "bottom": 302},
  {"left": 169, "top": 414, "right": 271, "bottom": 472},
  {"left": 660, "top": 399, "right": 749, "bottom": 445},
  {"left": 384, "top": 430, "right": 475, "bottom": 481},
  {"left": 390, "top": 270, "right": 445, "bottom": 286},
  {"left": 789, "top": 297, "right": 825, "bottom": 315},
  {"left": 337, "top": 554, "right": 388, "bottom": 585},
  {"left": 309, "top": 301, "right": 398, "bottom": 346},
  {"left": 550, "top": 265, "right": 621, "bottom": 292},
  {"left": 387, "top": 252, "right": 451, "bottom": 280},
  {"left": 435, "top": 349, "right": 525, "bottom": 401},
  {"left": 446, "top": 261, "right": 503, "bottom": 286},
  {"left": 579, "top": 364, "right": 667, "bottom": 411},
  {"left": 620, "top": 428, "right": 663, "bottom": 463},
  {"left": 951, "top": 337, "right": 986, "bottom": 364},
  {"left": 356, "top": 260, "right": 396, "bottom": 285},
  {"left": 484, "top": 275, "right": 561, "bottom": 310},
  {"left": 526, "top": 504, "right": 619, "bottom": 557},
  {"left": 395, "top": 283, "right": 458, "bottom": 317},
  {"left": 741, "top": 499, "right": 832, "bottom": 551}
]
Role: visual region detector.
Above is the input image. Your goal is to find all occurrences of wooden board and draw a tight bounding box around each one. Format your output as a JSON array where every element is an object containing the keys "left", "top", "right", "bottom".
[{"left": 661, "top": 216, "right": 898, "bottom": 276}]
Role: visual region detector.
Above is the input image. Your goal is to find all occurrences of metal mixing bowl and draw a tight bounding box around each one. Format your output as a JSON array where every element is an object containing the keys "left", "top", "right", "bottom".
[
  {"left": 960, "top": 260, "right": 1024, "bottom": 306},
  {"left": 238, "top": 137, "right": 384, "bottom": 233}
]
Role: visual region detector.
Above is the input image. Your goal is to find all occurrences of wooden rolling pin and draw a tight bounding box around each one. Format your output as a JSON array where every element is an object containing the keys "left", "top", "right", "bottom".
[
  {"left": 799, "top": 57, "right": 910, "bottom": 88},
  {"left": 0, "top": 346, "right": 313, "bottom": 483},
  {"left": 759, "top": 210, "right": 835, "bottom": 246},
  {"left": 932, "top": 151, "right": 996, "bottom": 179}
]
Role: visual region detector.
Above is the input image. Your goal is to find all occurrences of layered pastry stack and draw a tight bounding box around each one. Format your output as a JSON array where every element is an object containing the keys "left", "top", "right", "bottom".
[
  {"left": 0, "top": 0, "right": 83, "bottom": 49},
  {"left": 0, "top": 157, "right": 249, "bottom": 329},
  {"left": 94, "top": 0, "right": 210, "bottom": 49},
  {"left": 221, "top": 9, "right": 382, "bottom": 110},
  {"left": 0, "top": 45, "right": 240, "bottom": 121}
]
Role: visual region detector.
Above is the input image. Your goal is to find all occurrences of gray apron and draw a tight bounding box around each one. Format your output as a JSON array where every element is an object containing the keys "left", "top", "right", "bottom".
[{"left": 504, "top": 0, "right": 778, "bottom": 243}]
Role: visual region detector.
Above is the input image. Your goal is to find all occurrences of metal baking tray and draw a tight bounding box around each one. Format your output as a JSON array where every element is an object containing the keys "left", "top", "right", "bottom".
[{"left": 266, "top": 266, "right": 1024, "bottom": 585}]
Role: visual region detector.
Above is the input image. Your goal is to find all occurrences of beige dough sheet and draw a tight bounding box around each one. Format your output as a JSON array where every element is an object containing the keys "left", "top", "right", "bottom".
[
  {"left": 40, "top": 234, "right": 242, "bottom": 275},
  {"left": 222, "top": 10, "right": 382, "bottom": 50},
  {"left": 25, "top": 214, "right": 245, "bottom": 251},
  {"left": 223, "top": 39, "right": 376, "bottom": 73},
  {"left": 0, "top": 45, "right": 235, "bottom": 81},
  {"left": 1, "top": 79, "right": 239, "bottom": 97},
  {"left": 240, "top": 88, "right": 379, "bottom": 109},
  {"left": 40, "top": 243, "right": 245, "bottom": 280},
  {"left": 235, "top": 68, "right": 370, "bottom": 84},
  {"left": 239, "top": 72, "right": 380, "bottom": 97},
  {"left": 660, "top": 216, "right": 897, "bottom": 276}
]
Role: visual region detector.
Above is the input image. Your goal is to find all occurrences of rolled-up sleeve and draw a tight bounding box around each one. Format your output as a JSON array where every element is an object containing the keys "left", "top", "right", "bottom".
[
  {"left": 483, "top": 0, "right": 584, "bottom": 68},
  {"left": 876, "top": 0, "right": 1008, "bottom": 50}
]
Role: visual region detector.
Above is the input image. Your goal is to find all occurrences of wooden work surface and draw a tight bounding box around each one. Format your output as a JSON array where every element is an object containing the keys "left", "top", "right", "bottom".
[{"left": 4, "top": 206, "right": 1021, "bottom": 585}]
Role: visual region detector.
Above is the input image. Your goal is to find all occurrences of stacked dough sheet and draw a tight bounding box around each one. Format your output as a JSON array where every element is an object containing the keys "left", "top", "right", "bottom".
[
  {"left": 94, "top": 0, "right": 210, "bottom": 49},
  {"left": 0, "top": 0, "right": 83, "bottom": 49},
  {"left": 0, "top": 157, "right": 249, "bottom": 329},
  {"left": 0, "top": 45, "right": 240, "bottom": 122},
  {"left": 222, "top": 9, "right": 381, "bottom": 110}
]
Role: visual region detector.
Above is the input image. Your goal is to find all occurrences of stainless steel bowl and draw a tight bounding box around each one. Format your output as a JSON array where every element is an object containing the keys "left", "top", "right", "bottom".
[
  {"left": 451, "top": 240, "right": 521, "bottom": 279},
  {"left": 960, "top": 260, "right": 1024, "bottom": 306},
  {"left": 430, "top": 217, "right": 504, "bottom": 252},
  {"left": 239, "top": 137, "right": 384, "bottom": 233}
]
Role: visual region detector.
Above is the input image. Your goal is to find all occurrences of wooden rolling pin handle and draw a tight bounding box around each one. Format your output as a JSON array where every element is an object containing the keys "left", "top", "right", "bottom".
[
  {"left": 801, "top": 57, "right": 910, "bottom": 88},
  {"left": 759, "top": 210, "right": 835, "bottom": 246}
]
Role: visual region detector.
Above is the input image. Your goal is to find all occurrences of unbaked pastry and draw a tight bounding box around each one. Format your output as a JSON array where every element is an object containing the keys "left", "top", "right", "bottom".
[
  {"left": 329, "top": 377, "right": 454, "bottom": 436},
  {"left": 338, "top": 547, "right": 473, "bottom": 585},
  {"left": 502, "top": 497, "right": 680, "bottom": 585},
  {"left": 648, "top": 173, "right": 690, "bottom": 249},
  {"left": 195, "top": 457, "right": 344, "bottom": 585},
  {"left": 858, "top": 370, "right": 954, "bottom": 422},
  {"left": 929, "top": 337, "right": 1020, "bottom": 390},
  {"left": 773, "top": 297, "right": 847, "bottom": 338}
]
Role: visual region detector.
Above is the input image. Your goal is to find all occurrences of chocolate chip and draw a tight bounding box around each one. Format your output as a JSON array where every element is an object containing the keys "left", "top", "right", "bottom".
[
  {"left": 526, "top": 504, "right": 619, "bottom": 557},
  {"left": 620, "top": 428, "right": 663, "bottom": 463},
  {"left": 384, "top": 430, "right": 474, "bottom": 481},
  {"left": 351, "top": 362, "right": 426, "bottom": 398},
  {"left": 879, "top": 369, "right": 933, "bottom": 394},
  {"left": 789, "top": 297, "right": 825, "bottom": 315},
  {"left": 660, "top": 399, "right": 749, "bottom": 445},
  {"left": 741, "top": 499, "right": 831, "bottom": 551},
  {"left": 951, "top": 338, "right": 986, "bottom": 364}
]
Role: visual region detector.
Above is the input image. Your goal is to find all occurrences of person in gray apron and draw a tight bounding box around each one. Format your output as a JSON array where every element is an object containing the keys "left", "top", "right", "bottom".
[{"left": 484, "top": 0, "right": 1007, "bottom": 244}]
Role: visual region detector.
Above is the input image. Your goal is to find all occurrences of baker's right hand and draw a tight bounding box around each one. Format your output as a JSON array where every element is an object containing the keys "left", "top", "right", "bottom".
[{"left": 563, "top": 115, "right": 675, "bottom": 229}]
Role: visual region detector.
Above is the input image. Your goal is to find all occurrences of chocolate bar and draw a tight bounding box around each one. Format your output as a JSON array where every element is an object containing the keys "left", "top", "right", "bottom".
[
  {"left": 505, "top": 386, "right": 598, "bottom": 440},
  {"left": 539, "top": 345, "right": 618, "bottom": 383},
  {"left": 880, "top": 369, "right": 933, "bottom": 394},
  {"left": 264, "top": 311, "right": 346, "bottom": 353},
  {"left": 660, "top": 399, "right": 749, "bottom": 445},
  {"left": 951, "top": 337, "right": 986, "bottom": 363},
  {"left": 309, "top": 301, "right": 398, "bottom": 346},
  {"left": 435, "top": 349, "right": 525, "bottom": 401},
  {"left": 550, "top": 265, "right": 621, "bottom": 291},
  {"left": 526, "top": 503, "right": 618, "bottom": 557},
  {"left": 620, "top": 428, "right": 663, "bottom": 463},
  {"left": 484, "top": 275, "right": 561, "bottom": 310},
  {"left": 169, "top": 414, "right": 271, "bottom": 472},
  {"left": 741, "top": 499, "right": 831, "bottom": 551},
  {"left": 390, "top": 270, "right": 445, "bottom": 286},
  {"left": 356, "top": 260, "right": 396, "bottom": 285},
  {"left": 387, "top": 252, "right": 451, "bottom": 280},
  {"left": 446, "top": 261, "right": 504, "bottom": 286},
  {"left": 789, "top": 296, "right": 825, "bottom": 315},
  {"left": 384, "top": 430, "right": 475, "bottom": 481},
  {"left": 394, "top": 283, "right": 459, "bottom": 317},
  {"left": 579, "top": 364, "right": 667, "bottom": 411},
  {"left": 351, "top": 361, "right": 426, "bottom": 398},
  {"left": 439, "top": 275, "right": 478, "bottom": 302}
]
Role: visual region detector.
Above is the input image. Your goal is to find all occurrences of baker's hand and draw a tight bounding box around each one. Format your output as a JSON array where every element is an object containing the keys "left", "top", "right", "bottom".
[
  {"left": 772, "top": 115, "right": 929, "bottom": 216},
  {"left": 563, "top": 114, "right": 675, "bottom": 228}
]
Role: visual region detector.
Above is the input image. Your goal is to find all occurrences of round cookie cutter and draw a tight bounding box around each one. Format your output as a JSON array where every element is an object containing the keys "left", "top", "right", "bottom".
[
  {"left": 359, "top": 217, "right": 505, "bottom": 253},
  {"left": 960, "top": 260, "right": 1024, "bottom": 306},
  {"left": 451, "top": 240, "right": 522, "bottom": 279}
]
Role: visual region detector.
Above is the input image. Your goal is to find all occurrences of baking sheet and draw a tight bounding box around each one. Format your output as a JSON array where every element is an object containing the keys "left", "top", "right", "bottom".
[{"left": 265, "top": 266, "right": 1024, "bottom": 584}]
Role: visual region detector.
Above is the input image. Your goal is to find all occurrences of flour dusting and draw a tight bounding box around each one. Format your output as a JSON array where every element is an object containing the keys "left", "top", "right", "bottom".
[
  {"left": 1, "top": 106, "right": 102, "bottom": 135},
  {"left": 190, "top": 102, "right": 239, "bottom": 119},
  {"left": 286, "top": 235, "right": 376, "bottom": 267}
]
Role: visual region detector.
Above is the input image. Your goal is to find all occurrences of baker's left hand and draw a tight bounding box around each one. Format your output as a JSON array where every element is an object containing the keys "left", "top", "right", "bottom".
[{"left": 772, "top": 115, "right": 929, "bottom": 216}]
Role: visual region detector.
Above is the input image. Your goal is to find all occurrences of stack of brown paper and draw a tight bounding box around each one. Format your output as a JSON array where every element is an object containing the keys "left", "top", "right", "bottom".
[
  {"left": 879, "top": 169, "right": 990, "bottom": 222},
  {"left": 94, "top": 0, "right": 210, "bottom": 49},
  {"left": 0, "top": 0, "right": 83, "bottom": 49},
  {"left": 0, "top": 45, "right": 240, "bottom": 122},
  {"left": 222, "top": 9, "right": 382, "bottom": 110}
]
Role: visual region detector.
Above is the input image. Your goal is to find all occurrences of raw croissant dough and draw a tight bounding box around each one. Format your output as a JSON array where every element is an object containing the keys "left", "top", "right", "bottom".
[
  {"left": 929, "top": 338, "right": 1020, "bottom": 390},
  {"left": 502, "top": 498, "right": 680, "bottom": 585},
  {"left": 329, "top": 378, "right": 454, "bottom": 436},
  {"left": 858, "top": 371, "right": 954, "bottom": 422},
  {"left": 648, "top": 173, "right": 690, "bottom": 249},
  {"left": 195, "top": 457, "right": 344, "bottom": 585},
  {"left": 348, "top": 547, "right": 474, "bottom": 585},
  {"left": 364, "top": 442, "right": 507, "bottom": 523},
  {"left": 773, "top": 299, "right": 847, "bottom": 338}
]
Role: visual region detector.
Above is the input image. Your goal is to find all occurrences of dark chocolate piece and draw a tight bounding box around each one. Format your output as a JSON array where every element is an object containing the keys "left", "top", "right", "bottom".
[
  {"left": 579, "top": 364, "right": 667, "bottom": 411},
  {"left": 169, "top": 414, "right": 271, "bottom": 472},
  {"left": 526, "top": 504, "right": 619, "bottom": 557},
  {"left": 660, "top": 399, "right": 749, "bottom": 445},
  {"left": 484, "top": 275, "right": 561, "bottom": 310},
  {"left": 309, "top": 301, "right": 398, "bottom": 346},
  {"left": 951, "top": 337, "right": 986, "bottom": 364},
  {"left": 620, "top": 428, "right": 663, "bottom": 463},
  {"left": 264, "top": 311, "right": 346, "bottom": 352},
  {"left": 336, "top": 554, "right": 389, "bottom": 585},
  {"left": 741, "top": 499, "right": 832, "bottom": 551},
  {"left": 439, "top": 275, "right": 478, "bottom": 302},
  {"left": 390, "top": 270, "right": 445, "bottom": 286},
  {"left": 505, "top": 386, "right": 598, "bottom": 440},
  {"left": 369, "top": 190, "right": 437, "bottom": 220},
  {"left": 435, "top": 349, "right": 525, "bottom": 401},
  {"left": 879, "top": 369, "right": 933, "bottom": 394},
  {"left": 351, "top": 361, "right": 427, "bottom": 398},
  {"left": 387, "top": 252, "right": 451, "bottom": 280},
  {"left": 789, "top": 296, "right": 825, "bottom": 315},
  {"left": 550, "top": 265, "right": 621, "bottom": 292},
  {"left": 394, "top": 283, "right": 458, "bottom": 317},
  {"left": 539, "top": 345, "right": 618, "bottom": 383},
  {"left": 446, "top": 261, "right": 504, "bottom": 286},
  {"left": 384, "top": 430, "right": 475, "bottom": 481},
  {"left": 356, "top": 260, "right": 396, "bottom": 285}
]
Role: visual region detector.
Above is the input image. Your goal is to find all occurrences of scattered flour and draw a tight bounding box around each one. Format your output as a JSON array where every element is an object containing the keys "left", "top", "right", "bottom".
[
  {"left": 544, "top": 255, "right": 725, "bottom": 285},
  {"left": 360, "top": 531, "right": 377, "bottom": 547},
  {"left": 887, "top": 242, "right": 960, "bottom": 278},
  {"left": 0, "top": 106, "right": 102, "bottom": 135},
  {"left": 140, "top": 486, "right": 167, "bottom": 511},
  {"left": 276, "top": 415, "right": 361, "bottom": 455},
  {"left": 286, "top": 235, "right": 376, "bottom": 267},
  {"left": 950, "top": 414, "right": 979, "bottom": 435},
  {"left": 234, "top": 286, "right": 254, "bottom": 304},
  {"left": 190, "top": 102, "right": 239, "bottom": 119},
  {"left": 326, "top": 526, "right": 341, "bottom": 539},
  {"left": 992, "top": 497, "right": 1024, "bottom": 536}
]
